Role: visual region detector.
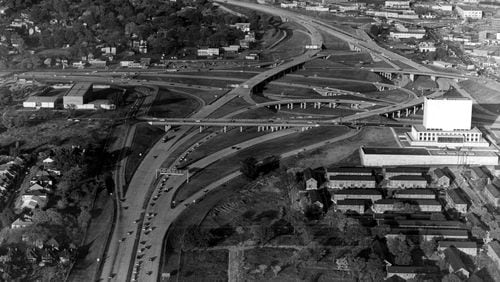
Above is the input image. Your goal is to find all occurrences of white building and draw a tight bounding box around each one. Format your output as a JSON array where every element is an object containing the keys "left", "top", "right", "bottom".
[
  {"left": 419, "top": 42, "right": 436, "bottom": 53},
  {"left": 407, "top": 97, "right": 489, "bottom": 148},
  {"left": 456, "top": 6, "right": 482, "bottom": 19},
  {"left": 385, "top": 0, "right": 410, "bottom": 9},
  {"left": 23, "top": 96, "right": 59, "bottom": 108},
  {"left": 197, "top": 48, "right": 220, "bottom": 57},
  {"left": 389, "top": 30, "right": 426, "bottom": 39}
]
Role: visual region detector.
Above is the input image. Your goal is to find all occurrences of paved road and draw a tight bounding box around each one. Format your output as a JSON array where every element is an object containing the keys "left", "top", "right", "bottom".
[{"left": 130, "top": 127, "right": 359, "bottom": 281}]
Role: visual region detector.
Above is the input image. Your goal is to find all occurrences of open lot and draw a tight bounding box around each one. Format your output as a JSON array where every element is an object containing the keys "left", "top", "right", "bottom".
[
  {"left": 178, "top": 250, "right": 228, "bottom": 282},
  {"left": 148, "top": 88, "right": 202, "bottom": 118},
  {"left": 459, "top": 79, "right": 500, "bottom": 114},
  {"left": 261, "top": 27, "right": 309, "bottom": 60},
  {"left": 281, "top": 126, "right": 399, "bottom": 169}
]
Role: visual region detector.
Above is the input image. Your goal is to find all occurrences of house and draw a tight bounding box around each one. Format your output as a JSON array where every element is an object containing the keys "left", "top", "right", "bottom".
[
  {"left": 386, "top": 265, "right": 438, "bottom": 280},
  {"left": 332, "top": 188, "right": 382, "bottom": 202},
  {"left": 432, "top": 168, "right": 450, "bottom": 187},
  {"left": 438, "top": 241, "right": 477, "bottom": 257},
  {"left": 11, "top": 216, "right": 33, "bottom": 229},
  {"left": 385, "top": 0, "right": 410, "bottom": 9},
  {"left": 303, "top": 168, "right": 319, "bottom": 190},
  {"left": 393, "top": 188, "right": 436, "bottom": 199},
  {"left": 386, "top": 175, "right": 428, "bottom": 188},
  {"left": 42, "top": 157, "right": 54, "bottom": 165},
  {"left": 19, "top": 191, "right": 48, "bottom": 210},
  {"left": 46, "top": 238, "right": 59, "bottom": 250},
  {"left": 41, "top": 249, "right": 55, "bottom": 264},
  {"left": 483, "top": 184, "right": 500, "bottom": 207},
  {"left": 26, "top": 248, "right": 39, "bottom": 263},
  {"left": 444, "top": 247, "right": 470, "bottom": 278},
  {"left": 445, "top": 188, "right": 468, "bottom": 214},
  {"left": 328, "top": 175, "right": 376, "bottom": 189},
  {"left": 336, "top": 199, "right": 367, "bottom": 214},
  {"left": 418, "top": 42, "right": 437, "bottom": 53},
  {"left": 59, "top": 249, "right": 71, "bottom": 264},
  {"left": 232, "top": 22, "right": 250, "bottom": 32}
]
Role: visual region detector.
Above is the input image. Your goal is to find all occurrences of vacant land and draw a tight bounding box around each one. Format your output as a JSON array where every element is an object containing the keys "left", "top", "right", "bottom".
[
  {"left": 207, "top": 97, "right": 251, "bottom": 118},
  {"left": 148, "top": 88, "right": 201, "bottom": 118},
  {"left": 125, "top": 124, "right": 164, "bottom": 183},
  {"left": 364, "top": 89, "right": 413, "bottom": 104},
  {"left": 459, "top": 80, "right": 500, "bottom": 114},
  {"left": 156, "top": 76, "right": 231, "bottom": 89},
  {"left": 295, "top": 67, "right": 384, "bottom": 82},
  {"left": 174, "top": 126, "right": 350, "bottom": 202},
  {"left": 262, "top": 28, "right": 309, "bottom": 60},
  {"left": 281, "top": 126, "right": 399, "bottom": 169},
  {"left": 178, "top": 250, "right": 229, "bottom": 282}
]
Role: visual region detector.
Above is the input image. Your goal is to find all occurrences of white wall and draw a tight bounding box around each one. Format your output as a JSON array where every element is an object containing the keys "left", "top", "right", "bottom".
[{"left": 423, "top": 98, "right": 472, "bottom": 130}]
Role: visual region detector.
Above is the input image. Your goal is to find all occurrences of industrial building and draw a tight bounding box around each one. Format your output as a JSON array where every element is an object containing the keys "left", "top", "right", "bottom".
[
  {"left": 63, "top": 82, "right": 93, "bottom": 108},
  {"left": 438, "top": 241, "right": 477, "bottom": 257},
  {"left": 360, "top": 147, "right": 498, "bottom": 166},
  {"left": 23, "top": 96, "right": 60, "bottom": 108},
  {"left": 393, "top": 188, "right": 436, "bottom": 199},
  {"left": 386, "top": 175, "right": 428, "bottom": 189},
  {"left": 327, "top": 175, "right": 376, "bottom": 189}
]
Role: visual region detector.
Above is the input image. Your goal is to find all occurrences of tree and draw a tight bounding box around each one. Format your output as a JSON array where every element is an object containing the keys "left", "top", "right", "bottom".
[
  {"left": 420, "top": 239, "right": 437, "bottom": 257},
  {"left": 240, "top": 157, "right": 258, "bottom": 180},
  {"left": 365, "top": 254, "right": 385, "bottom": 282},
  {"left": 77, "top": 208, "right": 91, "bottom": 230},
  {"left": 387, "top": 236, "right": 413, "bottom": 265},
  {"left": 32, "top": 208, "right": 64, "bottom": 225}
]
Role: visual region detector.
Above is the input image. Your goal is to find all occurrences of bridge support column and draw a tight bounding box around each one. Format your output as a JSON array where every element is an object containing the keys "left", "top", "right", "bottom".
[
  {"left": 406, "top": 108, "right": 409, "bottom": 117},
  {"left": 240, "top": 126, "right": 243, "bottom": 132},
  {"left": 430, "top": 75, "right": 436, "bottom": 81},
  {"left": 409, "top": 74, "right": 415, "bottom": 81},
  {"left": 257, "top": 126, "right": 261, "bottom": 132},
  {"left": 199, "top": 126, "right": 203, "bottom": 133},
  {"left": 271, "top": 126, "right": 275, "bottom": 132},
  {"left": 165, "top": 125, "right": 171, "bottom": 132},
  {"left": 384, "top": 113, "right": 389, "bottom": 118},
  {"left": 223, "top": 126, "right": 227, "bottom": 133},
  {"left": 397, "top": 111, "right": 401, "bottom": 118}
]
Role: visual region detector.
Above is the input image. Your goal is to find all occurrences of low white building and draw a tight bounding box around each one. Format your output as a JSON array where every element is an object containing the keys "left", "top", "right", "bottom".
[
  {"left": 419, "top": 42, "right": 436, "bottom": 53},
  {"left": 197, "top": 48, "right": 220, "bottom": 57},
  {"left": 385, "top": 0, "right": 410, "bottom": 9},
  {"left": 23, "top": 96, "right": 59, "bottom": 109},
  {"left": 389, "top": 30, "right": 426, "bottom": 39},
  {"left": 456, "top": 6, "right": 482, "bottom": 19}
]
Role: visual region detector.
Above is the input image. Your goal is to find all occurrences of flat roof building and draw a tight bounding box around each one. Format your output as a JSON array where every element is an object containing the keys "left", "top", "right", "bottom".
[
  {"left": 332, "top": 188, "right": 382, "bottom": 202},
  {"left": 336, "top": 199, "right": 367, "bottom": 214},
  {"left": 438, "top": 241, "right": 477, "bottom": 257},
  {"left": 360, "top": 147, "right": 498, "bottom": 166},
  {"left": 394, "top": 188, "right": 436, "bottom": 199},
  {"left": 327, "top": 175, "right": 376, "bottom": 189},
  {"left": 63, "top": 82, "right": 93, "bottom": 108},
  {"left": 23, "top": 96, "right": 60, "bottom": 108}
]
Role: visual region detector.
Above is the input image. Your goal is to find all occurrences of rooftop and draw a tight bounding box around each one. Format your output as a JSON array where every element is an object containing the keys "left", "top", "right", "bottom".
[
  {"left": 329, "top": 175, "right": 376, "bottom": 181},
  {"left": 336, "top": 199, "right": 367, "bottom": 206},
  {"left": 362, "top": 147, "right": 429, "bottom": 156},
  {"left": 444, "top": 247, "right": 467, "bottom": 272},
  {"left": 395, "top": 188, "right": 435, "bottom": 195},
  {"left": 489, "top": 240, "right": 500, "bottom": 256},
  {"left": 327, "top": 167, "right": 374, "bottom": 174},
  {"left": 376, "top": 198, "right": 441, "bottom": 206},
  {"left": 385, "top": 167, "right": 429, "bottom": 174},
  {"left": 387, "top": 265, "right": 438, "bottom": 274},
  {"left": 25, "top": 96, "right": 60, "bottom": 103},
  {"left": 389, "top": 175, "right": 428, "bottom": 181},
  {"left": 334, "top": 188, "right": 381, "bottom": 195},
  {"left": 486, "top": 184, "right": 500, "bottom": 198},
  {"left": 438, "top": 241, "right": 477, "bottom": 249},
  {"left": 447, "top": 189, "right": 468, "bottom": 205},
  {"left": 388, "top": 228, "right": 468, "bottom": 237},
  {"left": 65, "top": 82, "right": 92, "bottom": 97}
]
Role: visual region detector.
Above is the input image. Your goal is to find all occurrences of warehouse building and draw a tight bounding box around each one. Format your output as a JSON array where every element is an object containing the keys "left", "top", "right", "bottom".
[
  {"left": 23, "top": 96, "right": 60, "bottom": 109},
  {"left": 63, "top": 82, "right": 93, "bottom": 108},
  {"left": 327, "top": 175, "right": 377, "bottom": 189},
  {"left": 386, "top": 175, "right": 428, "bottom": 189},
  {"left": 360, "top": 147, "right": 499, "bottom": 166},
  {"left": 394, "top": 188, "right": 436, "bottom": 199}
]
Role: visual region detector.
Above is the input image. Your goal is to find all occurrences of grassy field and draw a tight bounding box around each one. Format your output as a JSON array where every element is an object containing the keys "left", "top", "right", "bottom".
[
  {"left": 148, "top": 88, "right": 202, "bottom": 118},
  {"left": 363, "top": 89, "right": 413, "bottom": 104},
  {"left": 174, "top": 126, "right": 350, "bottom": 202},
  {"left": 274, "top": 77, "right": 378, "bottom": 93},
  {"left": 155, "top": 76, "right": 231, "bottom": 89},
  {"left": 281, "top": 126, "right": 399, "bottom": 169},
  {"left": 207, "top": 97, "right": 251, "bottom": 118},
  {"left": 124, "top": 124, "right": 164, "bottom": 184},
  {"left": 459, "top": 80, "right": 500, "bottom": 113},
  {"left": 242, "top": 247, "right": 299, "bottom": 281},
  {"left": 160, "top": 180, "right": 247, "bottom": 281},
  {"left": 178, "top": 250, "right": 228, "bottom": 282},
  {"left": 320, "top": 31, "right": 350, "bottom": 51},
  {"left": 176, "top": 71, "right": 257, "bottom": 80},
  {"left": 68, "top": 190, "right": 113, "bottom": 282},
  {"left": 295, "top": 67, "right": 384, "bottom": 82},
  {"left": 261, "top": 28, "right": 308, "bottom": 60}
]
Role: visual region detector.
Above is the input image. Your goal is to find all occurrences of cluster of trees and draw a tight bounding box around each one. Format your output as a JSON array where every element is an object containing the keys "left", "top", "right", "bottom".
[
  {"left": 2, "top": 0, "right": 252, "bottom": 58},
  {"left": 240, "top": 155, "right": 281, "bottom": 180}
]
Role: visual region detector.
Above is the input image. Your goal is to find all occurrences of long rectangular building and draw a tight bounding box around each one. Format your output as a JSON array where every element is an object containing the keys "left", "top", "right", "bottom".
[
  {"left": 360, "top": 147, "right": 499, "bottom": 166},
  {"left": 63, "top": 82, "right": 93, "bottom": 107}
]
